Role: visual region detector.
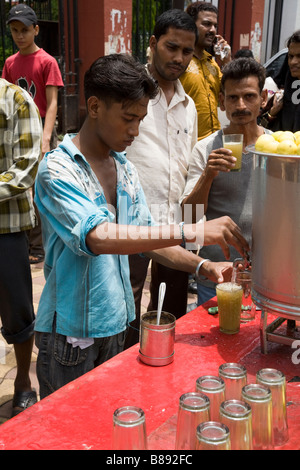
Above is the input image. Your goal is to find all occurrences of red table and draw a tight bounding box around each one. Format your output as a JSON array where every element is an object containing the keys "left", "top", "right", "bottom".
[{"left": 0, "top": 301, "right": 299, "bottom": 450}]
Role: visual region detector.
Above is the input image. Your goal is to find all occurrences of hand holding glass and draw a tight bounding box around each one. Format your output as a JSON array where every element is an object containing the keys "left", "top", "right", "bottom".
[{"left": 222, "top": 134, "right": 244, "bottom": 171}]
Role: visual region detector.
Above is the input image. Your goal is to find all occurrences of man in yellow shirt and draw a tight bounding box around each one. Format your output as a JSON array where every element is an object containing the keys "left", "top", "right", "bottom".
[{"left": 180, "top": 2, "right": 231, "bottom": 140}]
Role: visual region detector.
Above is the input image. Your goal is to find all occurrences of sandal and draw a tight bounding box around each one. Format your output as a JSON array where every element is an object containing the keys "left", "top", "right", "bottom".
[
  {"left": 29, "top": 253, "right": 44, "bottom": 264},
  {"left": 11, "top": 390, "right": 38, "bottom": 417}
]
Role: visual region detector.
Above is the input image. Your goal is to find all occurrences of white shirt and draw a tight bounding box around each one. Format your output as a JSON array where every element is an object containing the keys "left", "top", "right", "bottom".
[{"left": 126, "top": 79, "right": 198, "bottom": 225}]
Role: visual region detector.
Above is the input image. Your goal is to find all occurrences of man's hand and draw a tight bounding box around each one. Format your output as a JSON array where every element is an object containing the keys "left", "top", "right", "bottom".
[
  {"left": 200, "top": 260, "right": 233, "bottom": 283},
  {"left": 202, "top": 216, "right": 250, "bottom": 260},
  {"left": 269, "top": 90, "right": 284, "bottom": 117},
  {"left": 214, "top": 34, "right": 231, "bottom": 64},
  {"left": 204, "top": 148, "right": 237, "bottom": 178}
]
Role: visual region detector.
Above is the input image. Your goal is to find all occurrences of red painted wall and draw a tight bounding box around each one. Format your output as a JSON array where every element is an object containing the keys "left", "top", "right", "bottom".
[
  {"left": 218, "top": 0, "right": 265, "bottom": 61},
  {"left": 75, "top": 0, "right": 132, "bottom": 121}
]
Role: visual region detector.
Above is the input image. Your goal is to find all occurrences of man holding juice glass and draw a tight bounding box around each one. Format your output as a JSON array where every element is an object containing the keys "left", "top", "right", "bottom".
[{"left": 181, "top": 58, "right": 271, "bottom": 305}]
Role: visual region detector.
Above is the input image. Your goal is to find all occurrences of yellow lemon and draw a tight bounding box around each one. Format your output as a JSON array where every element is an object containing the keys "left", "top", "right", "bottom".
[
  {"left": 277, "top": 131, "right": 295, "bottom": 142},
  {"left": 294, "top": 131, "right": 300, "bottom": 139},
  {"left": 262, "top": 140, "right": 278, "bottom": 154},
  {"left": 277, "top": 140, "right": 297, "bottom": 155},
  {"left": 295, "top": 135, "right": 300, "bottom": 146},
  {"left": 297, "top": 144, "right": 300, "bottom": 155},
  {"left": 255, "top": 134, "right": 276, "bottom": 152},
  {"left": 272, "top": 131, "right": 284, "bottom": 141}
]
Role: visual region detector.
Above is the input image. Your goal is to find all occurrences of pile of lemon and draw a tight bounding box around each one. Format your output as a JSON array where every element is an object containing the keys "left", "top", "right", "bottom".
[{"left": 255, "top": 131, "right": 300, "bottom": 155}]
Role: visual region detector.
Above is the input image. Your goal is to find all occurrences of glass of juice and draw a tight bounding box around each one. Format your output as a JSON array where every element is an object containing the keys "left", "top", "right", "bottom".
[
  {"left": 222, "top": 134, "right": 244, "bottom": 171},
  {"left": 216, "top": 282, "right": 243, "bottom": 334}
]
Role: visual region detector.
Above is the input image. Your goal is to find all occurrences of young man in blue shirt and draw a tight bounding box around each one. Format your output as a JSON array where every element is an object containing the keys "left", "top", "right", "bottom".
[{"left": 34, "top": 54, "right": 249, "bottom": 398}]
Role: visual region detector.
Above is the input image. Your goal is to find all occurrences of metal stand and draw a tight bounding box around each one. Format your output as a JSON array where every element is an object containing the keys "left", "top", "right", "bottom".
[{"left": 260, "top": 310, "right": 299, "bottom": 354}]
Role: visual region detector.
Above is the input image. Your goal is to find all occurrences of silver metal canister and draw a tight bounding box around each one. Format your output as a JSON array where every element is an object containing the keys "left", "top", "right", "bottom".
[
  {"left": 248, "top": 146, "right": 300, "bottom": 319},
  {"left": 139, "top": 311, "right": 176, "bottom": 366}
]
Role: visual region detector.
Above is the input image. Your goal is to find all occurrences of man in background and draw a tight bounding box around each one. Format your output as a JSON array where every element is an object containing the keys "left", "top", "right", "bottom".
[
  {"left": 0, "top": 78, "right": 42, "bottom": 416},
  {"left": 180, "top": 1, "right": 231, "bottom": 140},
  {"left": 181, "top": 58, "right": 269, "bottom": 305},
  {"left": 125, "top": 9, "right": 234, "bottom": 347}
]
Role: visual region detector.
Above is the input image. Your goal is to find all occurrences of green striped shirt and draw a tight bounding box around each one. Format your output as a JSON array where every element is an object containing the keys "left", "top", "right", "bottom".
[{"left": 0, "top": 79, "right": 42, "bottom": 233}]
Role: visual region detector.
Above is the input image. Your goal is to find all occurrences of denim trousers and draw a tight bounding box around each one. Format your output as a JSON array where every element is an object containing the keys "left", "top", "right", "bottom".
[
  {"left": 197, "top": 283, "right": 216, "bottom": 306},
  {"left": 35, "top": 318, "right": 126, "bottom": 399}
]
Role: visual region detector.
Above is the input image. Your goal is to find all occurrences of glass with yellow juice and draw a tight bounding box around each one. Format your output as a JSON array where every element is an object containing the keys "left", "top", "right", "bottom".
[
  {"left": 222, "top": 134, "right": 244, "bottom": 171},
  {"left": 216, "top": 282, "right": 243, "bottom": 334}
]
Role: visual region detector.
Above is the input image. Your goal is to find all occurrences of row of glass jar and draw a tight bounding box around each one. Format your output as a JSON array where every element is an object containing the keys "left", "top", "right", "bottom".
[
  {"left": 176, "top": 363, "right": 289, "bottom": 450},
  {"left": 112, "top": 364, "right": 289, "bottom": 450}
]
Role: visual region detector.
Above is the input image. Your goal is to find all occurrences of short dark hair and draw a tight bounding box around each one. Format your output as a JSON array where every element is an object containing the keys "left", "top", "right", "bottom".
[
  {"left": 185, "top": 1, "right": 218, "bottom": 21},
  {"left": 84, "top": 54, "right": 158, "bottom": 105},
  {"left": 287, "top": 30, "right": 300, "bottom": 47},
  {"left": 234, "top": 49, "right": 254, "bottom": 59},
  {"left": 153, "top": 9, "right": 198, "bottom": 44},
  {"left": 221, "top": 58, "right": 266, "bottom": 93}
]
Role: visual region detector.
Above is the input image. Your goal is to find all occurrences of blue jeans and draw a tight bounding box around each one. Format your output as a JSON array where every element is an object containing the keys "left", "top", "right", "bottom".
[
  {"left": 35, "top": 318, "right": 126, "bottom": 399},
  {"left": 197, "top": 284, "right": 216, "bottom": 306}
]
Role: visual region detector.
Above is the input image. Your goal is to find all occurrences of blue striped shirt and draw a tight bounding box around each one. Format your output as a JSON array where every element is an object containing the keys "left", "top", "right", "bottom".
[{"left": 34, "top": 133, "right": 154, "bottom": 338}]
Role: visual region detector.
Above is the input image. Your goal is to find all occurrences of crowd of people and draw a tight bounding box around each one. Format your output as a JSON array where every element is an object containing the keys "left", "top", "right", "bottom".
[{"left": 0, "top": 1, "right": 299, "bottom": 417}]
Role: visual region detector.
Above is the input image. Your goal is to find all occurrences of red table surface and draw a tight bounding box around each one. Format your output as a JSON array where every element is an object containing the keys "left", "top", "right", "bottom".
[{"left": 0, "top": 300, "right": 299, "bottom": 450}]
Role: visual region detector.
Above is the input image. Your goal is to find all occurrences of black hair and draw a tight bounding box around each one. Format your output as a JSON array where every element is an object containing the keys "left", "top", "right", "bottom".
[
  {"left": 185, "top": 1, "right": 218, "bottom": 21},
  {"left": 84, "top": 54, "right": 158, "bottom": 105},
  {"left": 234, "top": 49, "right": 254, "bottom": 59},
  {"left": 221, "top": 58, "right": 266, "bottom": 93},
  {"left": 287, "top": 30, "right": 300, "bottom": 47},
  {"left": 153, "top": 9, "right": 198, "bottom": 45}
]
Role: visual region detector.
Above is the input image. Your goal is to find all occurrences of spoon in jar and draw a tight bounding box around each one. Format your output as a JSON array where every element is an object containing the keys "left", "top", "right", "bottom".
[{"left": 156, "top": 282, "right": 166, "bottom": 325}]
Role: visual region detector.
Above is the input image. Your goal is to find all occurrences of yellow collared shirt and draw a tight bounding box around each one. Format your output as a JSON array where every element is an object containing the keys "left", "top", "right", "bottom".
[{"left": 180, "top": 51, "right": 222, "bottom": 140}]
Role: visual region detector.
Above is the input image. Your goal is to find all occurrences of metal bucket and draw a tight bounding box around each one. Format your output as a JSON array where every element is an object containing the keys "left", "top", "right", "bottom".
[
  {"left": 139, "top": 311, "right": 176, "bottom": 366},
  {"left": 248, "top": 145, "right": 300, "bottom": 320}
]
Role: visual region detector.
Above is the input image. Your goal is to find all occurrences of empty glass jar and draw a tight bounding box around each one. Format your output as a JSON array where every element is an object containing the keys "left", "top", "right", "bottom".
[
  {"left": 113, "top": 406, "right": 147, "bottom": 450},
  {"left": 219, "top": 362, "right": 247, "bottom": 400},
  {"left": 196, "top": 421, "right": 231, "bottom": 450},
  {"left": 235, "top": 270, "right": 256, "bottom": 322},
  {"left": 175, "top": 392, "right": 210, "bottom": 450},
  {"left": 195, "top": 375, "right": 225, "bottom": 422},
  {"left": 256, "top": 368, "right": 289, "bottom": 446},
  {"left": 219, "top": 400, "right": 253, "bottom": 450},
  {"left": 242, "top": 383, "right": 273, "bottom": 450}
]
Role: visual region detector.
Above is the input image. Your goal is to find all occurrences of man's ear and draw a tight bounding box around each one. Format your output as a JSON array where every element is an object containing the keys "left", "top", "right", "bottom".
[
  {"left": 261, "top": 88, "right": 268, "bottom": 109},
  {"left": 34, "top": 25, "right": 39, "bottom": 37},
  {"left": 149, "top": 35, "right": 157, "bottom": 52},
  {"left": 219, "top": 92, "right": 225, "bottom": 111},
  {"left": 87, "top": 96, "right": 101, "bottom": 118}
]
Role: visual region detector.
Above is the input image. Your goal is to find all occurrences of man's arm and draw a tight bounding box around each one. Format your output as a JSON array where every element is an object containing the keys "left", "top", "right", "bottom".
[
  {"left": 86, "top": 216, "right": 249, "bottom": 261},
  {"left": 0, "top": 85, "right": 42, "bottom": 202},
  {"left": 42, "top": 85, "right": 58, "bottom": 155},
  {"left": 145, "top": 245, "right": 233, "bottom": 284},
  {"left": 182, "top": 147, "right": 236, "bottom": 221}
]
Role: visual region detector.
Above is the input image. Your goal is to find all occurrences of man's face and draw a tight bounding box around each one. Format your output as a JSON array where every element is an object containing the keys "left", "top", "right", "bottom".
[
  {"left": 92, "top": 97, "right": 149, "bottom": 153},
  {"left": 150, "top": 27, "right": 195, "bottom": 81},
  {"left": 9, "top": 20, "right": 38, "bottom": 52},
  {"left": 220, "top": 76, "right": 267, "bottom": 126},
  {"left": 288, "top": 42, "right": 300, "bottom": 79},
  {"left": 195, "top": 10, "right": 218, "bottom": 50}
]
